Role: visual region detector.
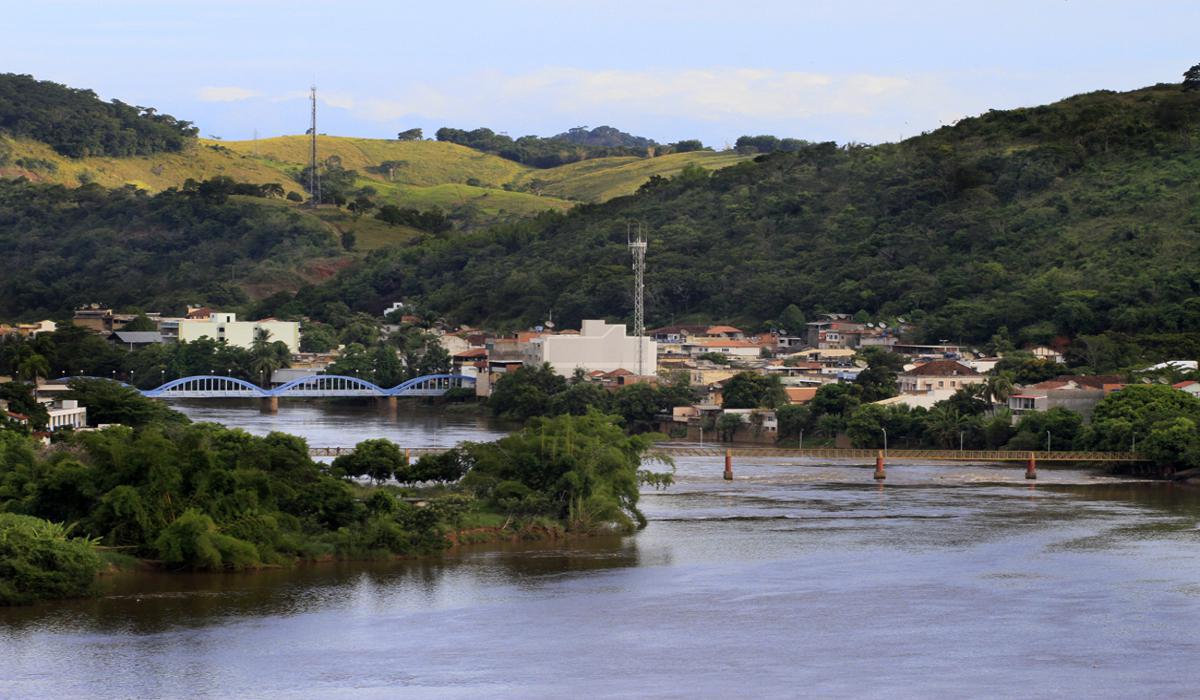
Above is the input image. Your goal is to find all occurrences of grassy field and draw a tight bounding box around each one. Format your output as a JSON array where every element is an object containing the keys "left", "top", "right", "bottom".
[
  {"left": 516, "top": 150, "right": 751, "bottom": 202},
  {"left": 0, "top": 134, "right": 750, "bottom": 244}
]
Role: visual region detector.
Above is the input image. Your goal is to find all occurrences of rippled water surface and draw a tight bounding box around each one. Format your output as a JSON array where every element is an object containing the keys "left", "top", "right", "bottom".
[{"left": 3, "top": 404, "right": 1200, "bottom": 698}]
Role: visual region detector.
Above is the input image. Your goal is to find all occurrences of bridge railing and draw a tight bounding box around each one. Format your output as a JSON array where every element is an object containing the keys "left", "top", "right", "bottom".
[
  {"left": 306, "top": 444, "right": 1149, "bottom": 462},
  {"left": 124, "top": 373, "right": 476, "bottom": 398}
]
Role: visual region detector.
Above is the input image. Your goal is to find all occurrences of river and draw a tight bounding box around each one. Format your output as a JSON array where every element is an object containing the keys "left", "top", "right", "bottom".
[{"left": 3, "top": 401, "right": 1200, "bottom": 698}]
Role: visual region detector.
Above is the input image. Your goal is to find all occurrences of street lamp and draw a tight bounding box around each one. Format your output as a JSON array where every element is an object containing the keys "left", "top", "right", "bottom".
[
  {"left": 959, "top": 431, "right": 964, "bottom": 454},
  {"left": 1046, "top": 431, "right": 1052, "bottom": 453},
  {"left": 799, "top": 429, "right": 804, "bottom": 451},
  {"left": 881, "top": 427, "right": 888, "bottom": 457}
]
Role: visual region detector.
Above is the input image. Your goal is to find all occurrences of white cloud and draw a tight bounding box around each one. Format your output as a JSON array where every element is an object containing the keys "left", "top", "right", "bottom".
[
  {"left": 197, "top": 86, "right": 261, "bottom": 102},
  {"left": 342, "top": 68, "right": 925, "bottom": 123}
]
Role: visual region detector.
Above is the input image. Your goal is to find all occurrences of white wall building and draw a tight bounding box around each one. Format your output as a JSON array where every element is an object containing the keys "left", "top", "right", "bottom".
[
  {"left": 532, "top": 320, "right": 657, "bottom": 378},
  {"left": 178, "top": 312, "right": 300, "bottom": 353},
  {"left": 46, "top": 400, "right": 87, "bottom": 431}
]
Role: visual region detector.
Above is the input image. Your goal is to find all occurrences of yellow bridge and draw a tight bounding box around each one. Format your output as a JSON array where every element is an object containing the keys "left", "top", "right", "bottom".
[{"left": 308, "top": 444, "right": 1147, "bottom": 463}]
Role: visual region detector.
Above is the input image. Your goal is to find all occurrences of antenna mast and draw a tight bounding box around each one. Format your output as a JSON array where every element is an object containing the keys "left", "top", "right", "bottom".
[
  {"left": 309, "top": 85, "right": 320, "bottom": 206},
  {"left": 628, "top": 223, "right": 648, "bottom": 376}
]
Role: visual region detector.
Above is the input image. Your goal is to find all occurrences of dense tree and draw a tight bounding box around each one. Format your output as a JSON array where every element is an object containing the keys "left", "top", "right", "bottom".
[
  {"left": 396, "top": 128, "right": 423, "bottom": 141},
  {"left": 461, "top": 412, "right": 673, "bottom": 531},
  {"left": 722, "top": 372, "right": 786, "bottom": 409},
  {"left": 0, "top": 512, "right": 101, "bottom": 605},
  {"left": 0, "top": 73, "right": 196, "bottom": 157},
  {"left": 1184, "top": 63, "right": 1200, "bottom": 91},
  {"left": 332, "top": 438, "right": 405, "bottom": 483},
  {"left": 299, "top": 322, "right": 338, "bottom": 353},
  {"left": 0, "top": 178, "right": 336, "bottom": 318}
]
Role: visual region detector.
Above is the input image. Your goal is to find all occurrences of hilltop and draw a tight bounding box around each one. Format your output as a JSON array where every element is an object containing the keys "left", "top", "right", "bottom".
[{"left": 303, "top": 81, "right": 1200, "bottom": 369}]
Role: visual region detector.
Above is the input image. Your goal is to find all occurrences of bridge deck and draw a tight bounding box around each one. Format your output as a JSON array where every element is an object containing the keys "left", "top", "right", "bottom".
[{"left": 308, "top": 444, "right": 1147, "bottom": 462}]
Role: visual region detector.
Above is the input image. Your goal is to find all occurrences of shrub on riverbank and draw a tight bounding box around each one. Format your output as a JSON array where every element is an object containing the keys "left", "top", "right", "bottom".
[{"left": 0, "top": 513, "right": 101, "bottom": 605}]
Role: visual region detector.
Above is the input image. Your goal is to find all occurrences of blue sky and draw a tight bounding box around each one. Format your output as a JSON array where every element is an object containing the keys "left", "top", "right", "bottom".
[{"left": 5, "top": 1, "right": 1198, "bottom": 146}]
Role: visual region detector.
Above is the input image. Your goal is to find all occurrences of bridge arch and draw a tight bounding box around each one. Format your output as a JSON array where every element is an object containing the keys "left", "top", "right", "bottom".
[
  {"left": 389, "top": 373, "right": 476, "bottom": 396},
  {"left": 272, "top": 374, "right": 387, "bottom": 397},
  {"left": 143, "top": 375, "right": 268, "bottom": 398}
]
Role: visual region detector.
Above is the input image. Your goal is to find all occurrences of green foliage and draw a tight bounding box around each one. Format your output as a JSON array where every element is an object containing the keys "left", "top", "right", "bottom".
[
  {"left": 716, "top": 412, "right": 744, "bottom": 441},
  {"left": 1080, "top": 385, "right": 1200, "bottom": 466},
  {"left": 436, "top": 125, "right": 653, "bottom": 168},
  {"left": 1007, "top": 407, "right": 1083, "bottom": 451},
  {"left": 0, "top": 178, "right": 337, "bottom": 317},
  {"left": 65, "top": 378, "right": 189, "bottom": 427},
  {"left": 300, "top": 321, "right": 338, "bottom": 353},
  {"left": 0, "top": 512, "right": 101, "bottom": 605},
  {"left": 853, "top": 349, "right": 904, "bottom": 402},
  {"left": 0, "top": 73, "right": 197, "bottom": 157},
  {"left": 375, "top": 204, "right": 452, "bottom": 233},
  {"left": 460, "top": 412, "right": 672, "bottom": 532},
  {"left": 314, "top": 84, "right": 1200, "bottom": 357},
  {"left": 332, "top": 438, "right": 404, "bottom": 484},
  {"left": 489, "top": 363, "right": 696, "bottom": 430},
  {"left": 488, "top": 363, "right": 569, "bottom": 420},
  {"left": 722, "top": 372, "right": 786, "bottom": 409},
  {"left": 155, "top": 509, "right": 260, "bottom": 571},
  {"left": 122, "top": 314, "right": 158, "bottom": 332}
]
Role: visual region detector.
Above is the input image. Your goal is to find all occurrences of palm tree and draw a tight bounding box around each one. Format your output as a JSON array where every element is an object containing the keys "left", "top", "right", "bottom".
[
  {"left": 17, "top": 353, "right": 49, "bottom": 383},
  {"left": 983, "top": 373, "right": 1015, "bottom": 415},
  {"left": 926, "top": 404, "right": 969, "bottom": 448}
]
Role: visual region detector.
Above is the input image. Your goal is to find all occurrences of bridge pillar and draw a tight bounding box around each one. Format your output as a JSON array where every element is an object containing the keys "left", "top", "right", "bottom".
[
  {"left": 260, "top": 396, "right": 278, "bottom": 414},
  {"left": 378, "top": 396, "right": 398, "bottom": 413},
  {"left": 723, "top": 449, "right": 733, "bottom": 480},
  {"left": 404, "top": 448, "right": 411, "bottom": 467},
  {"left": 1026, "top": 452, "right": 1037, "bottom": 480},
  {"left": 874, "top": 450, "right": 886, "bottom": 481}
]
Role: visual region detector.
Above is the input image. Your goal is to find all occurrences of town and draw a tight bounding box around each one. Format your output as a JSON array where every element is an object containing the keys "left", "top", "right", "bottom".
[{"left": 4, "top": 303, "right": 1197, "bottom": 468}]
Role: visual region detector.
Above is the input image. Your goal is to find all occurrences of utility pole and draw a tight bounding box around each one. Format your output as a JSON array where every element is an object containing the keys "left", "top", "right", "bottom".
[
  {"left": 309, "top": 85, "right": 320, "bottom": 206},
  {"left": 628, "top": 223, "right": 648, "bottom": 377}
]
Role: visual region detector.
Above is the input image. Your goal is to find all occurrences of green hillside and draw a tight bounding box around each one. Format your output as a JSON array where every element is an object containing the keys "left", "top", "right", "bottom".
[{"left": 304, "top": 82, "right": 1200, "bottom": 369}]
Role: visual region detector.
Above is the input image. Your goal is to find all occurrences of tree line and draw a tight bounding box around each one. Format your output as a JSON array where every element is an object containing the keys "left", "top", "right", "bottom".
[{"left": 0, "top": 73, "right": 197, "bottom": 158}]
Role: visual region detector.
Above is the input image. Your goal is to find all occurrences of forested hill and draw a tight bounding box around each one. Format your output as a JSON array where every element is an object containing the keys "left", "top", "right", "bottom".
[
  {"left": 0, "top": 74, "right": 197, "bottom": 157},
  {"left": 310, "top": 82, "right": 1200, "bottom": 361}
]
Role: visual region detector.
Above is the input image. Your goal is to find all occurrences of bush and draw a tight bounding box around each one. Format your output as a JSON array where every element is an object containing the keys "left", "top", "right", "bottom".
[
  {"left": 154, "top": 509, "right": 261, "bottom": 571},
  {"left": 0, "top": 513, "right": 101, "bottom": 605}
]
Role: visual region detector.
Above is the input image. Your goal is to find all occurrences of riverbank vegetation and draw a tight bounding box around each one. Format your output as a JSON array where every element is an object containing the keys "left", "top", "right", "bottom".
[{"left": 0, "top": 390, "right": 670, "bottom": 604}]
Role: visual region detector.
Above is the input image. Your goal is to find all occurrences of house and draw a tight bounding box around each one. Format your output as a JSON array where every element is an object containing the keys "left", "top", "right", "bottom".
[
  {"left": 682, "top": 339, "right": 762, "bottom": 360},
  {"left": 177, "top": 312, "right": 300, "bottom": 353},
  {"left": 45, "top": 399, "right": 87, "bottom": 431},
  {"left": 1029, "top": 346, "right": 1066, "bottom": 364},
  {"left": 784, "top": 387, "right": 818, "bottom": 405},
  {"left": 1174, "top": 380, "right": 1200, "bottom": 399},
  {"left": 530, "top": 320, "right": 657, "bottom": 378},
  {"left": 1008, "top": 375, "right": 1125, "bottom": 423},
  {"left": 73, "top": 305, "right": 114, "bottom": 333},
  {"left": 805, "top": 315, "right": 867, "bottom": 349},
  {"left": 703, "top": 325, "right": 745, "bottom": 340},
  {"left": 898, "top": 360, "right": 984, "bottom": 394},
  {"left": 689, "top": 366, "right": 739, "bottom": 388},
  {"left": 108, "top": 331, "right": 165, "bottom": 350},
  {"left": 871, "top": 389, "right": 956, "bottom": 410}
]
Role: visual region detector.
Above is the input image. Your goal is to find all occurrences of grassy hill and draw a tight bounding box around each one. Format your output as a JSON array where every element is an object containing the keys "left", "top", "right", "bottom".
[
  {"left": 302, "top": 82, "right": 1200, "bottom": 370},
  {"left": 0, "top": 132, "right": 747, "bottom": 252}
]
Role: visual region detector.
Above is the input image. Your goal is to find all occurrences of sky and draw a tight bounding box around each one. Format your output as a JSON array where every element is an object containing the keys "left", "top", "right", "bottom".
[{"left": 4, "top": 1, "right": 1198, "bottom": 147}]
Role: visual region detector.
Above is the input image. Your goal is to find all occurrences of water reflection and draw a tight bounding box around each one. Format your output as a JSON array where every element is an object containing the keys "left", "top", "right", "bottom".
[{"left": 7, "top": 411, "right": 1200, "bottom": 698}]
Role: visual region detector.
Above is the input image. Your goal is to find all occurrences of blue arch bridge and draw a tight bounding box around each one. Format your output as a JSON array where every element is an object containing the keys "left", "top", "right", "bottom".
[{"left": 55, "top": 374, "right": 475, "bottom": 413}]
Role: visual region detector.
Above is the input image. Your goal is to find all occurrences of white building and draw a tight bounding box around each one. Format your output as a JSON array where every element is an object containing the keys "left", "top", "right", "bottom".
[
  {"left": 178, "top": 312, "right": 300, "bottom": 353},
  {"left": 46, "top": 400, "right": 87, "bottom": 431},
  {"left": 531, "top": 320, "right": 657, "bottom": 378}
]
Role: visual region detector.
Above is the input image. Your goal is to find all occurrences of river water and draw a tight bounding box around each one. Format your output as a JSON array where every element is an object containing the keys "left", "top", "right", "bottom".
[{"left": 3, "top": 402, "right": 1200, "bottom": 698}]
